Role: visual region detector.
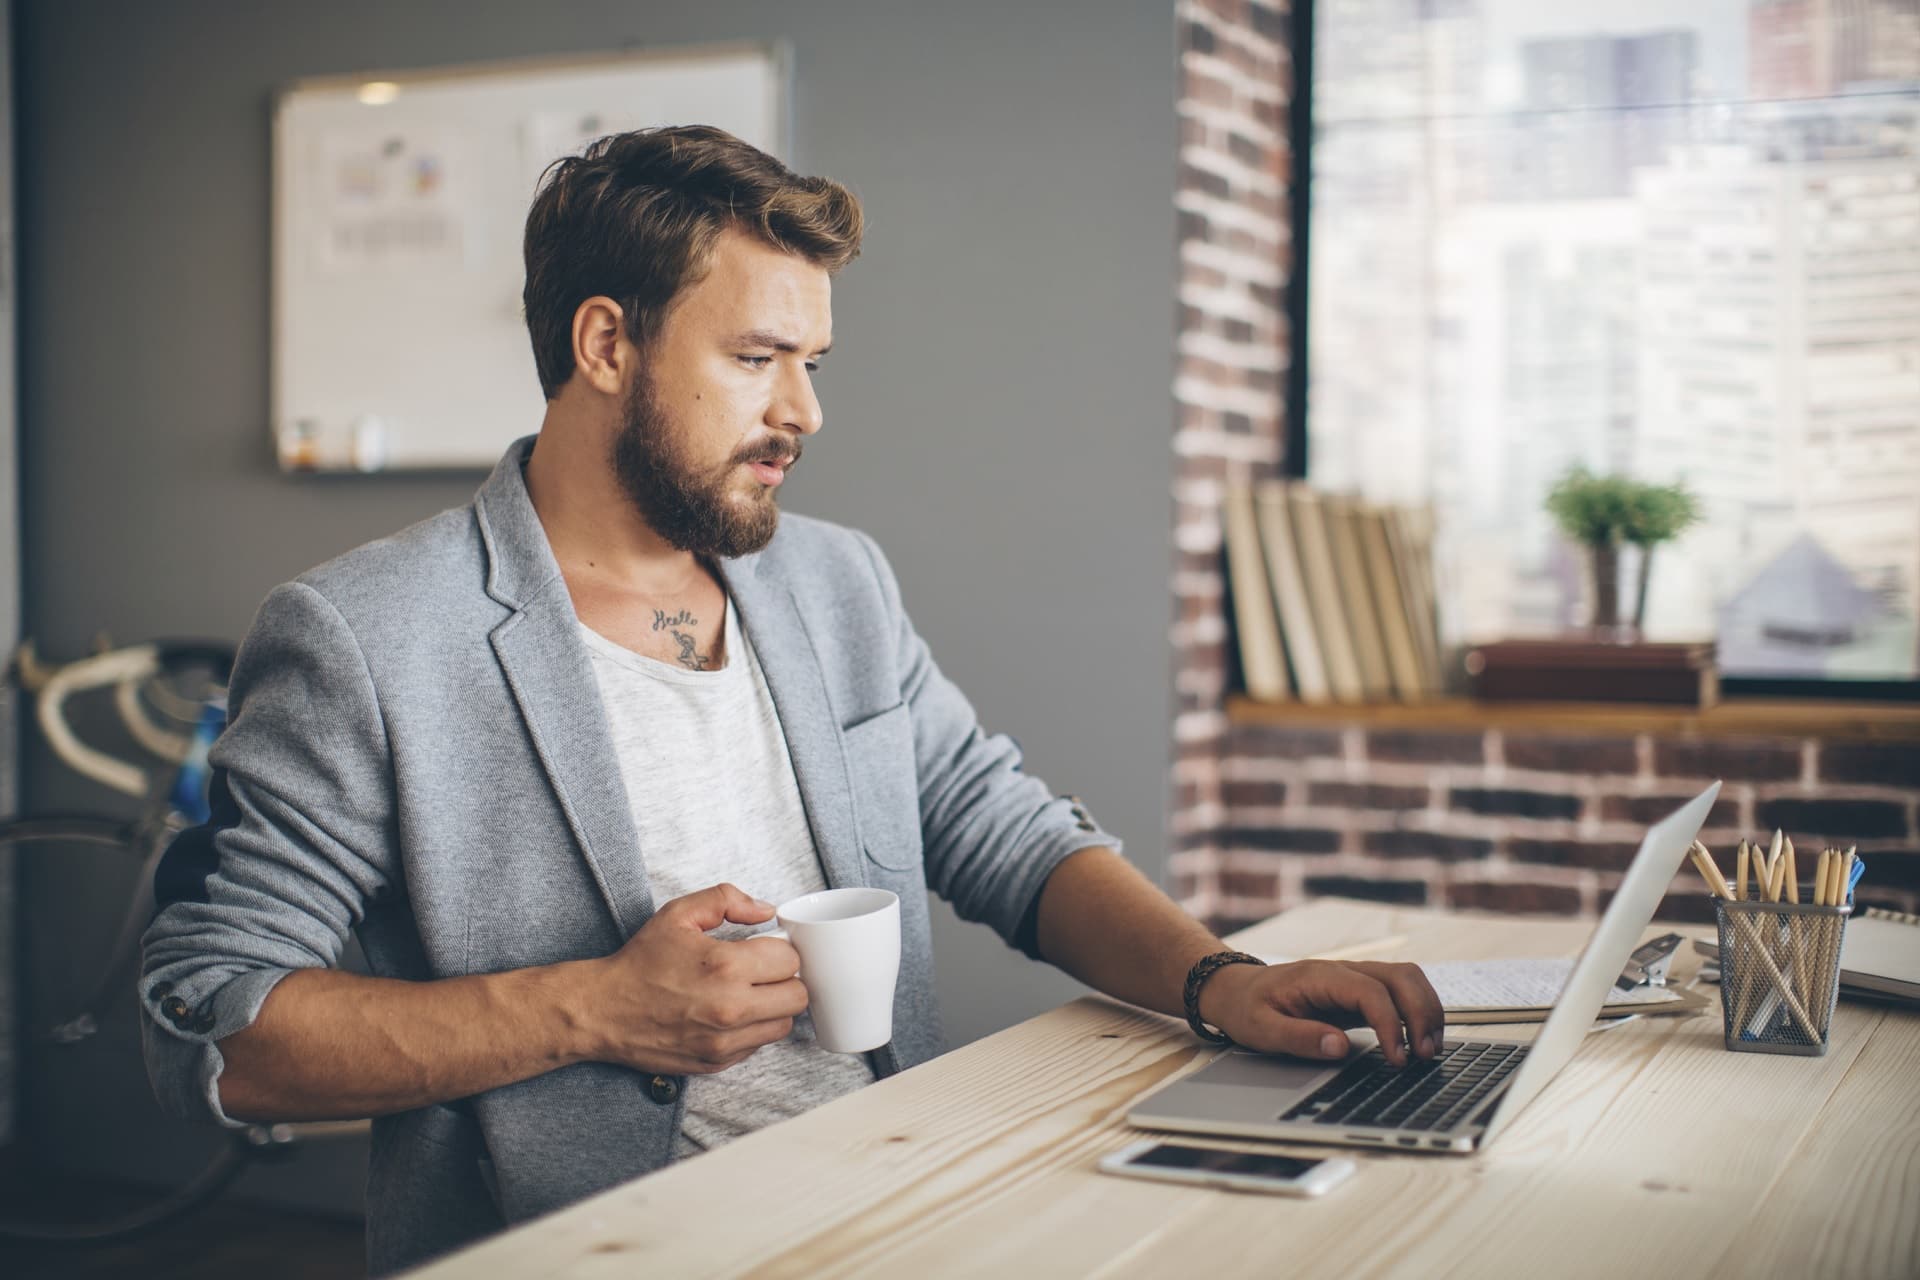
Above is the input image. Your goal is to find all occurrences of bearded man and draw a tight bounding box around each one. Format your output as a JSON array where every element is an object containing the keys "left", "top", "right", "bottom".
[{"left": 141, "top": 125, "right": 1441, "bottom": 1277}]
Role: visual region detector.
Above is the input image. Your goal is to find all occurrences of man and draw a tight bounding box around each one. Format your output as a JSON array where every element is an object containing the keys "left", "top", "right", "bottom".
[{"left": 142, "top": 126, "right": 1441, "bottom": 1275}]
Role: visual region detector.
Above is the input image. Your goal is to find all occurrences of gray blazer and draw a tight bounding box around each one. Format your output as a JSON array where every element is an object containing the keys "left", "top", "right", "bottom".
[{"left": 139, "top": 438, "right": 1119, "bottom": 1275}]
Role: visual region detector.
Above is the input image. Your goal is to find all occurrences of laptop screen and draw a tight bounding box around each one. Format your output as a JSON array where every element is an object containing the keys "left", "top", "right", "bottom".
[{"left": 1476, "top": 781, "right": 1720, "bottom": 1147}]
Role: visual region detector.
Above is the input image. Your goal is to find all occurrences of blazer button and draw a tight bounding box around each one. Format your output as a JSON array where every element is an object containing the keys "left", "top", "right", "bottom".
[
  {"left": 148, "top": 981, "right": 174, "bottom": 1003},
  {"left": 647, "top": 1075, "right": 680, "bottom": 1105},
  {"left": 191, "top": 1012, "right": 218, "bottom": 1034},
  {"left": 1063, "top": 794, "right": 1095, "bottom": 830},
  {"left": 162, "top": 996, "right": 190, "bottom": 1022}
]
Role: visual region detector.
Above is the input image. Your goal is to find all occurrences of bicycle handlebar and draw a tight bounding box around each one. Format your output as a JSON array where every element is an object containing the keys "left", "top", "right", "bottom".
[
  {"left": 38, "top": 647, "right": 167, "bottom": 797},
  {"left": 15, "top": 639, "right": 238, "bottom": 799}
]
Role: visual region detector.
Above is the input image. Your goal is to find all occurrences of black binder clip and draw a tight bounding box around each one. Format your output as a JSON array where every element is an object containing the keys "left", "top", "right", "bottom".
[{"left": 1613, "top": 933, "right": 1685, "bottom": 994}]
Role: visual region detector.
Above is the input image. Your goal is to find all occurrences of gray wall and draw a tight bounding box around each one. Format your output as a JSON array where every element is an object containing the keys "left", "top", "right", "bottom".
[{"left": 15, "top": 0, "right": 1174, "bottom": 1209}]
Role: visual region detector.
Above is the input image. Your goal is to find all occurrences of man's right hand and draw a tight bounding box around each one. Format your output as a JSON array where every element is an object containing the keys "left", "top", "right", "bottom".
[
  {"left": 581, "top": 883, "right": 809, "bottom": 1076},
  {"left": 212, "top": 881, "right": 809, "bottom": 1123}
]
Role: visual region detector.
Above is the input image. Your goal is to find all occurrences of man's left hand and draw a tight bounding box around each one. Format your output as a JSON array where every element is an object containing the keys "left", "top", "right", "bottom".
[{"left": 1196, "top": 959, "right": 1446, "bottom": 1067}]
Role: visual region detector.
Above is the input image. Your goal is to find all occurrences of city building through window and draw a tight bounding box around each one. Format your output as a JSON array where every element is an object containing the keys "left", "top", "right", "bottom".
[{"left": 1306, "top": 0, "right": 1920, "bottom": 682}]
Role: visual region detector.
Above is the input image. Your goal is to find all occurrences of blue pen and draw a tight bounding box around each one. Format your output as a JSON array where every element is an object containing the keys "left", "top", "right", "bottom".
[{"left": 1847, "top": 856, "right": 1866, "bottom": 905}]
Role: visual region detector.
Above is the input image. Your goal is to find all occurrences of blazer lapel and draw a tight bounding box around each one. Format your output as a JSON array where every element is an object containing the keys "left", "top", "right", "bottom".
[
  {"left": 722, "top": 555, "right": 867, "bottom": 893},
  {"left": 473, "top": 437, "right": 862, "bottom": 921},
  {"left": 489, "top": 593, "right": 654, "bottom": 937},
  {"left": 476, "top": 439, "right": 653, "bottom": 937}
]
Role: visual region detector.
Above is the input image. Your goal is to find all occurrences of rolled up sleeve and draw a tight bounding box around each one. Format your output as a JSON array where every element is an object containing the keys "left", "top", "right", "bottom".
[
  {"left": 139, "top": 581, "right": 397, "bottom": 1126},
  {"left": 852, "top": 531, "right": 1123, "bottom": 952}
]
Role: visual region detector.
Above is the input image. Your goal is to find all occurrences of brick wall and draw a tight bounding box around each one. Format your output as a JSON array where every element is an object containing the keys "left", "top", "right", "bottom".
[
  {"left": 1194, "top": 721, "right": 1920, "bottom": 931},
  {"left": 1170, "top": 0, "right": 1293, "bottom": 918},
  {"left": 1166, "top": 0, "right": 1920, "bottom": 930}
]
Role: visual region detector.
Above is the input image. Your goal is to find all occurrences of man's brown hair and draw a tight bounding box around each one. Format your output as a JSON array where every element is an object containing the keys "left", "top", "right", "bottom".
[{"left": 522, "top": 125, "right": 864, "bottom": 400}]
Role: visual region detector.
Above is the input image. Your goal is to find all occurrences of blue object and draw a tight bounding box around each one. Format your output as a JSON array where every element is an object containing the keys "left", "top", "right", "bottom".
[
  {"left": 167, "top": 697, "right": 228, "bottom": 824},
  {"left": 1847, "top": 856, "right": 1866, "bottom": 905}
]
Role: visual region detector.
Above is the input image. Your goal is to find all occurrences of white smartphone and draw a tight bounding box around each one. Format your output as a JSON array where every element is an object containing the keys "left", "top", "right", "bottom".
[{"left": 1097, "top": 1139, "right": 1357, "bottom": 1197}]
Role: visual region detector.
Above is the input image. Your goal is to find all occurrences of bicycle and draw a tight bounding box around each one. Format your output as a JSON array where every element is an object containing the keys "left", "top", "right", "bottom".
[{"left": 0, "top": 638, "right": 365, "bottom": 1243}]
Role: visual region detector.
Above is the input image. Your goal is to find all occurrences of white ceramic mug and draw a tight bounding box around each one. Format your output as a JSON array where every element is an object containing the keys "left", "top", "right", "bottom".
[{"left": 763, "top": 887, "right": 901, "bottom": 1054}]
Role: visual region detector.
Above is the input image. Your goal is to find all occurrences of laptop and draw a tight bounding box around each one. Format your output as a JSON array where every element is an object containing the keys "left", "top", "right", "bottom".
[{"left": 1128, "top": 781, "right": 1721, "bottom": 1155}]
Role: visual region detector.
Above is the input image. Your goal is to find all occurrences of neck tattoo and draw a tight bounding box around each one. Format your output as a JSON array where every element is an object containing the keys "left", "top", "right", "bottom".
[{"left": 652, "top": 607, "right": 715, "bottom": 671}]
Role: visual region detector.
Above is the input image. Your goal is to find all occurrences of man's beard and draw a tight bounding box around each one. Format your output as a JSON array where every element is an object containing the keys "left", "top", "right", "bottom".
[{"left": 611, "top": 373, "right": 797, "bottom": 559}]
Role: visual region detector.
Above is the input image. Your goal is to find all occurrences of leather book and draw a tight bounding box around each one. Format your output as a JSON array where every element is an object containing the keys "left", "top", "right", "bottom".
[{"left": 1464, "top": 638, "right": 1718, "bottom": 706}]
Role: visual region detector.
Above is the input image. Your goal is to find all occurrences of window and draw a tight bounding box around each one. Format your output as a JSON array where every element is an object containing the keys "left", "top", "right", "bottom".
[{"left": 1304, "top": 0, "right": 1920, "bottom": 685}]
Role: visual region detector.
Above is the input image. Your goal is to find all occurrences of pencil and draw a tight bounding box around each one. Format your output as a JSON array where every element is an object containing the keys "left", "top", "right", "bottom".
[
  {"left": 1814, "top": 849, "right": 1831, "bottom": 907},
  {"left": 1688, "top": 840, "right": 1732, "bottom": 899},
  {"left": 1821, "top": 849, "right": 1846, "bottom": 1034},
  {"left": 1736, "top": 840, "right": 1750, "bottom": 902},
  {"left": 1782, "top": 834, "right": 1805, "bottom": 1012},
  {"left": 1694, "top": 841, "right": 1823, "bottom": 1041},
  {"left": 1764, "top": 836, "right": 1792, "bottom": 1006},
  {"left": 1736, "top": 914, "right": 1820, "bottom": 1040}
]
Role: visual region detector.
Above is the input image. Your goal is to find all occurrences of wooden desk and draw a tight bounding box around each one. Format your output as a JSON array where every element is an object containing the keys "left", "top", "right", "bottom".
[{"left": 411, "top": 900, "right": 1920, "bottom": 1279}]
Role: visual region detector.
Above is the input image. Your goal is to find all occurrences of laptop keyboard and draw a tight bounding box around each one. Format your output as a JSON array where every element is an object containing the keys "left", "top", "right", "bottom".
[{"left": 1279, "top": 1041, "right": 1528, "bottom": 1133}]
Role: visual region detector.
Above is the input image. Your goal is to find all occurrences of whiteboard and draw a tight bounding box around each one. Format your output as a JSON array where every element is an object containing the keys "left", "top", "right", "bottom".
[{"left": 272, "top": 45, "right": 787, "bottom": 472}]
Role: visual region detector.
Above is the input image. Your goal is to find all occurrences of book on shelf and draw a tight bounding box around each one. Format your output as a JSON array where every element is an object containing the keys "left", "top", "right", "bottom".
[
  {"left": 1323, "top": 494, "right": 1393, "bottom": 701},
  {"left": 1223, "top": 481, "right": 1289, "bottom": 701},
  {"left": 1462, "top": 638, "right": 1718, "bottom": 706},
  {"left": 1287, "top": 484, "right": 1366, "bottom": 703},
  {"left": 1254, "top": 482, "right": 1331, "bottom": 704},
  {"left": 1385, "top": 506, "right": 1445, "bottom": 695},
  {"left": 1358, "top": 505, "right": 1428, "bottom": 700},
  {"left": 1226, "top": 481, "right": 1446, "bottom": 706}
]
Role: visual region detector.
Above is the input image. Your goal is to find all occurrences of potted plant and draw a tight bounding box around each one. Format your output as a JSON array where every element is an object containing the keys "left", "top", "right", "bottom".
[
  {"left": 1622, "top": 479, "right": 1702, "bottom": 632},
  {"left": 1545, "top": 467, "right": 1635, "bottom": 633},
  {"left": 1545, "top": 467, "right": 1699, "bottom": 635}
]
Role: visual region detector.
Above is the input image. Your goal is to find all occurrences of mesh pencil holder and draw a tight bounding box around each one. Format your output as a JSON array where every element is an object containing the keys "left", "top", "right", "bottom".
[{"left": 1714, "top": 899, "right": 1851, "bottom": 1056}]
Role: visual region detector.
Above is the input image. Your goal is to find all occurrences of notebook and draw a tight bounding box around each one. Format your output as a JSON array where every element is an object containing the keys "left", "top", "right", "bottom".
[
  {"left": 1842, "top": 909, "right": 1920, "bottom": 1001},
  {"left": 1417, "top": 956, "right": 1709, "bottom": 1024},
  {"left": 1695, "top": 907, "right": 1920, "bottom": 1005},
  {"left": 1251, "top": 953, "right": 1709, "bottom": 1024}
]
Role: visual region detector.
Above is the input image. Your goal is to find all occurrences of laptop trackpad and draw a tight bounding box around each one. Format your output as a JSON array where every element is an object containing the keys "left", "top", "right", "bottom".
[
  {"left": 1200, "top": 1050, "right": 1339, "bottom": 1090},
  {"left": 1132, "top": 1050, "right": 1341, "bottom": 1128}
]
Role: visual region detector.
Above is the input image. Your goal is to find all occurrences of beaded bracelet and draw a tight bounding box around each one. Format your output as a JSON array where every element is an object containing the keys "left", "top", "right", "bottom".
[{"left": 1182, "top": 949, "right": 1267, "bottom": 1045}]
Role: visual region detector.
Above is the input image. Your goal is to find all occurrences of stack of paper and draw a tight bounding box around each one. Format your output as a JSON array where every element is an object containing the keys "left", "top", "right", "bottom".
[
  {"left": 1422, "top": 957, "right": 1692, "bottom": 1024},
  {"left": 1256, "top": 953, "right": 1708, "bottom": 1024}
]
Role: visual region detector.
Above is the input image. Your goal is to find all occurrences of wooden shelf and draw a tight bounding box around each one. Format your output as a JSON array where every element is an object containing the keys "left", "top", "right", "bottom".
[{"left": 1225, "top": 694, "right": 1920, "bottom": 741}]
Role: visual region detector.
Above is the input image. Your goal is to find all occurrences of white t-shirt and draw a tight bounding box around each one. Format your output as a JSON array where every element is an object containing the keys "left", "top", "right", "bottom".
[{"left": 579, "top": 596, "right": 876, "bottom": 1159}]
